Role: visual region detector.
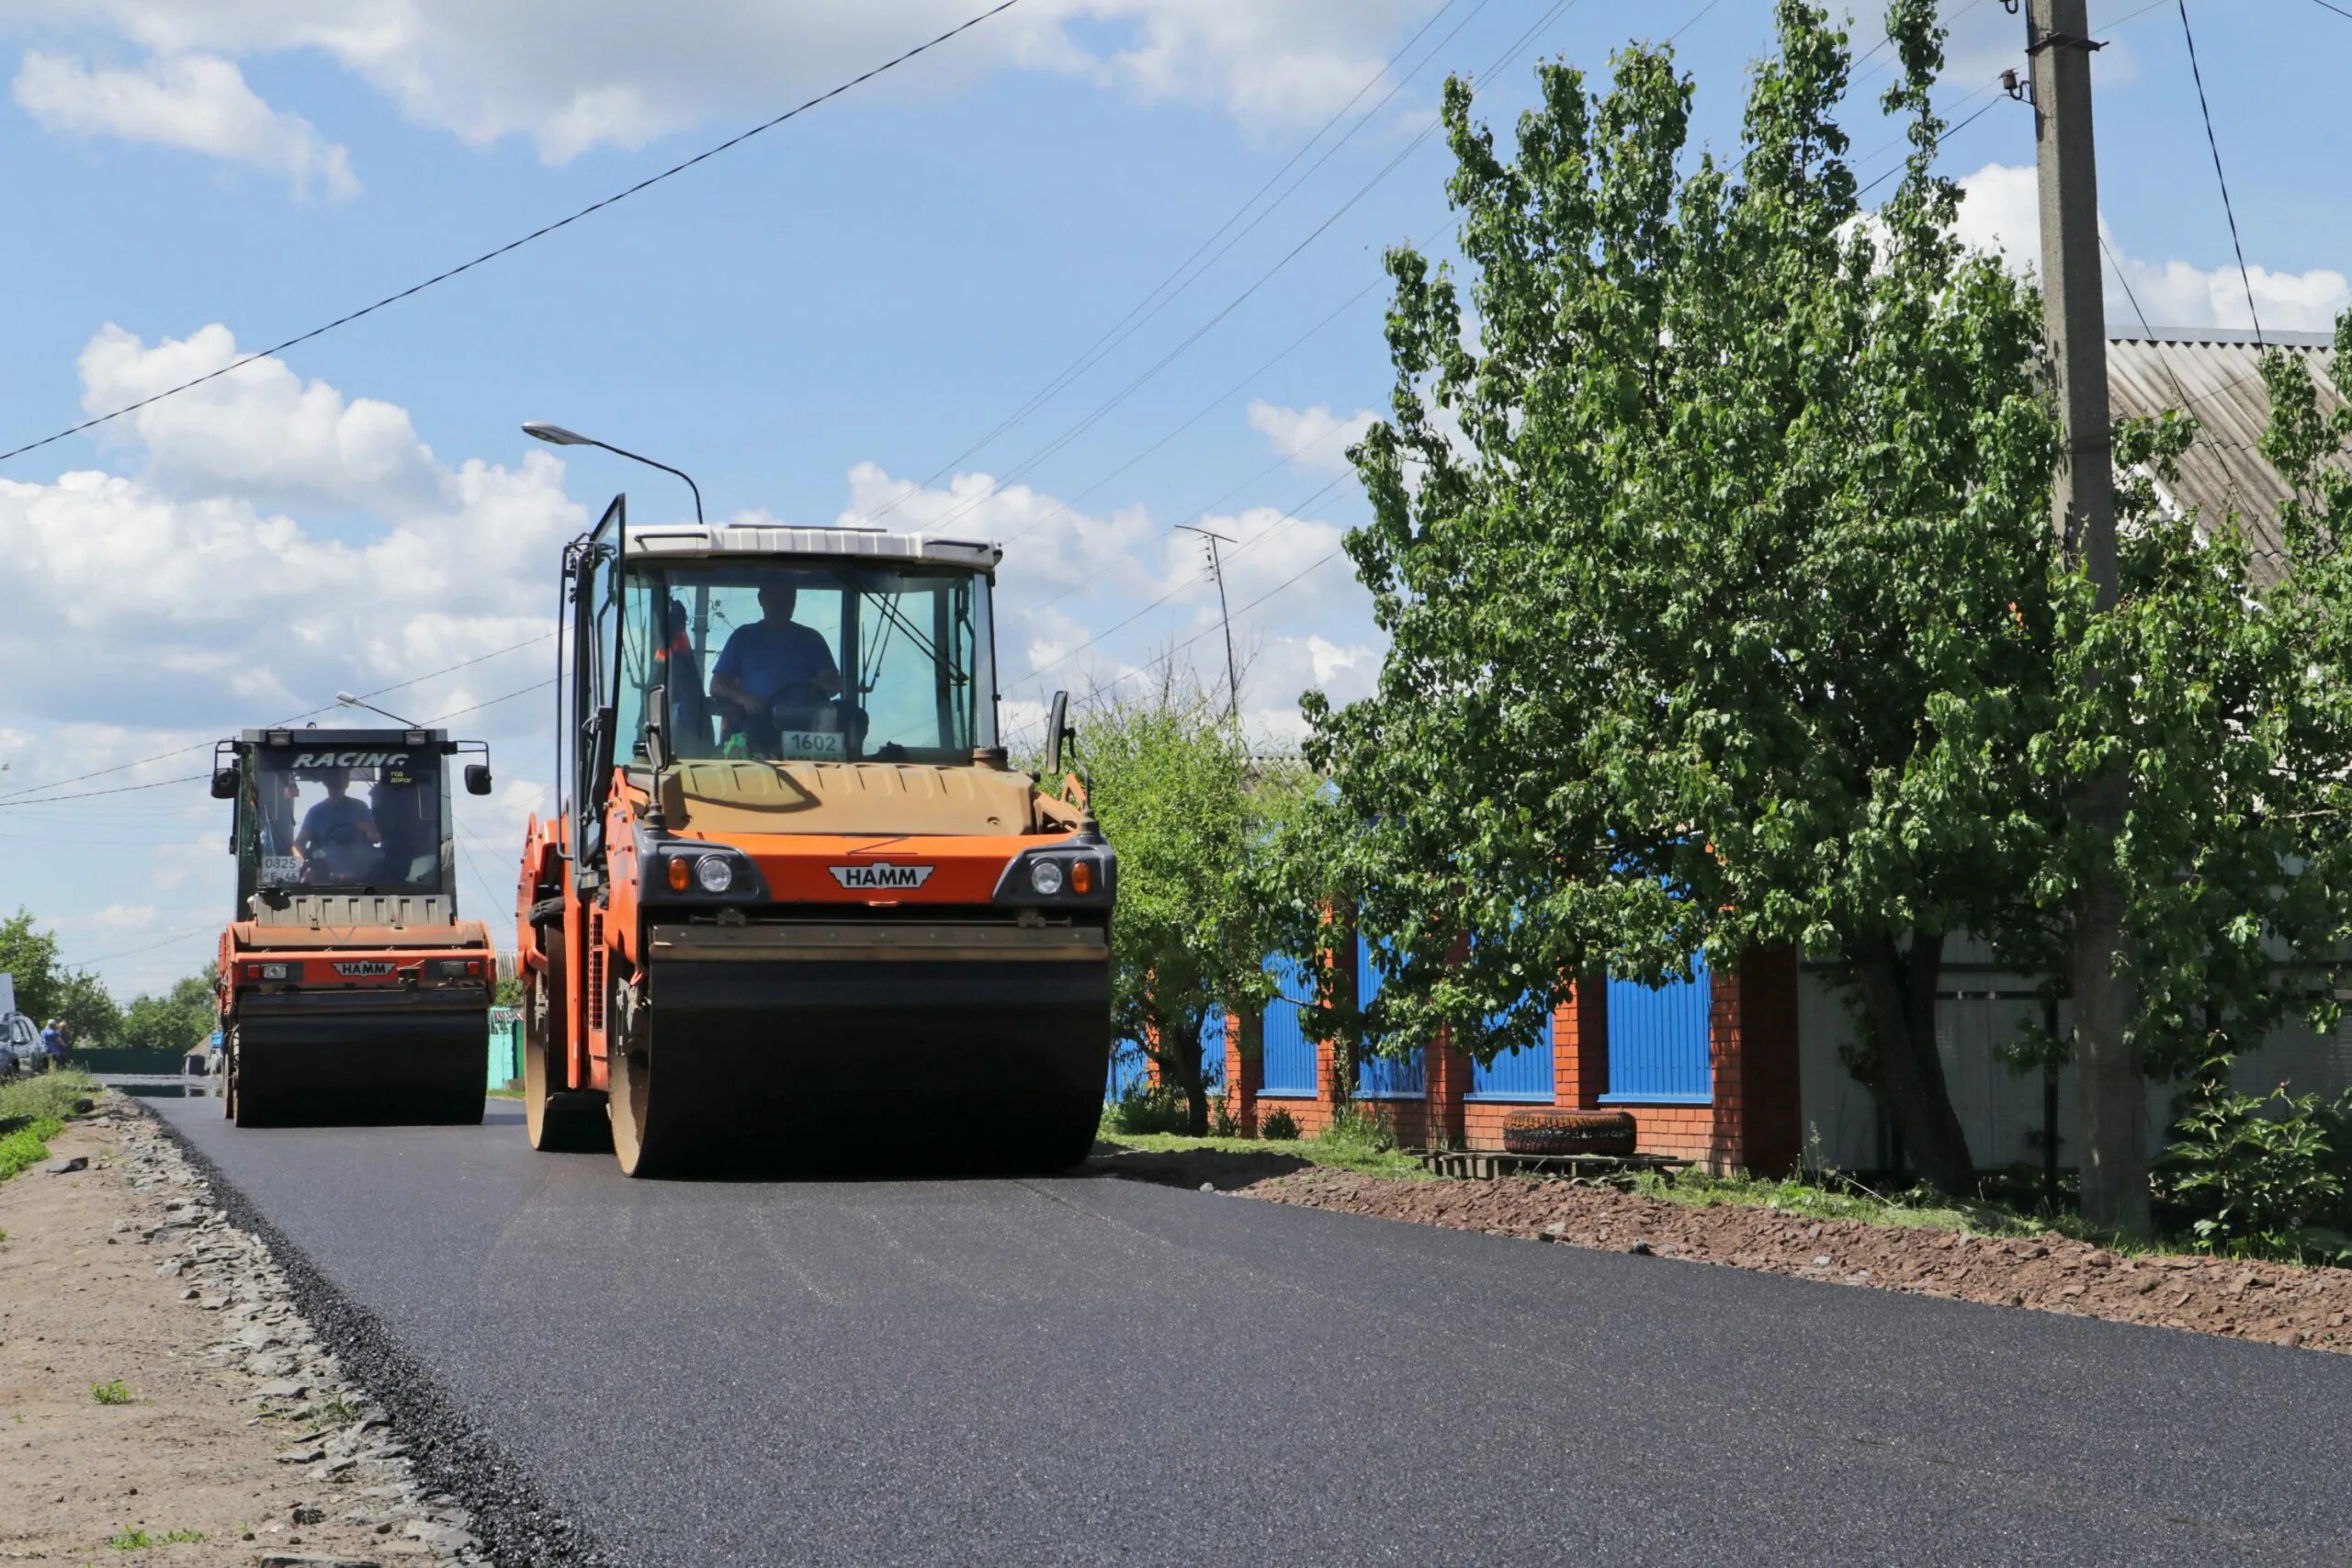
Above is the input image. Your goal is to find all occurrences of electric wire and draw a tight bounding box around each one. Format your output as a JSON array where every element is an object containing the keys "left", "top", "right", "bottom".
[
  {"left": 0, "top": 0, "right": 1028, "bottom": 468},
  {"left": 2175, "top": 0, "right": 2263, "bottom": 345},
  {"left": 0, "top": 632, "right": 554, "bottom": 806},
  {"left": 58, "top": 921, "right": 222, "bottom": 973},
  {"left": 854, "top": 0, "right": 1487, "bottom": 526},
  {"left": 896, "top": 0, "right": 1586, "bottom": 544}
]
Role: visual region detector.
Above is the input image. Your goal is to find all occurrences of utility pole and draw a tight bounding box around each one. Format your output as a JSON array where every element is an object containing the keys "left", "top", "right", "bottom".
[
  {"left": 1176, "top": 525, "right": 1240, "bottom": 722},
  {"left": 2027, "top": 0, "right": 2147, "bottom": 1235}
]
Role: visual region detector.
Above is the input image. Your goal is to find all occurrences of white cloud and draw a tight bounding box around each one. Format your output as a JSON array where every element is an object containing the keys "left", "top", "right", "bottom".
[
  {"left": 1952, "top": 162, "right": 2351, "bottom": 334},
  {"left": 1247, "top": 399, "right": 1376, "bottom": 475},
  {"left": 0, "top": 324, "right": 577, "bottom": 747},
  {"left": 13, "top": 50, "right": 356, "bottom": 197},
  {"left": 2, "top": 0, "right": 1439, "bottom": 164}
]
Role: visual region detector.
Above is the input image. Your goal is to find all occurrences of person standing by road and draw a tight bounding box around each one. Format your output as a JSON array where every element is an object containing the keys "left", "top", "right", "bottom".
[{"left": 39, "top": 1018, "right": 64, "bottom": 1072}]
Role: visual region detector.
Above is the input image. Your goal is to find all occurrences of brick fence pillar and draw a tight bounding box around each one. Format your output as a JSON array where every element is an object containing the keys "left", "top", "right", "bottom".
[
  {"left": 1553, "top": 973, "right": 1608, "bottom": 1108},
  {"left": 1702, "top": 945, "right": 1802, "bottom": 1176},
  {"left": 1223, "top": 1003, "right": 1260, "bottom": 1137}
]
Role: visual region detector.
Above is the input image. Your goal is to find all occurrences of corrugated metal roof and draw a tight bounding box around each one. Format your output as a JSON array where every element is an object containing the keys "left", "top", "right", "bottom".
[{"left": 2105, "top": 330, "right": 2343, "bottom": 587}]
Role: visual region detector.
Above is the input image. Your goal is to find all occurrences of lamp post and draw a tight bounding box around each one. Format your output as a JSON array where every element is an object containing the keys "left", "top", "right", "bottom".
[
  {"left": 521, "top": 421, "right": 705, "bottom": 525},
  {"left": 336, "top": 691, "right": 421, "bottom": 727}
]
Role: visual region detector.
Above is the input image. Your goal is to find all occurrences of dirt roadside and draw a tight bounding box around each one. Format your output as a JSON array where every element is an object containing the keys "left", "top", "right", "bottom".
[
  {"left": 1098, "top": 1150, "right": 2352, "bottom": 1353},
  {"left": 0, "top": 1093, "right": 487, "bottom": 1567}
]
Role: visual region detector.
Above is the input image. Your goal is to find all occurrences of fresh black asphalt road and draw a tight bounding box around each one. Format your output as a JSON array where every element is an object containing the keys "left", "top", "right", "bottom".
[{"left": 152, "top": 1096, "right": 2350, "bottom": 1567}]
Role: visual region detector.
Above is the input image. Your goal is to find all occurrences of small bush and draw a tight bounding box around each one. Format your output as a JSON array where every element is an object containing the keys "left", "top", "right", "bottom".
[
  {"left": 2157, "top": 1061, "right": 2347, "bottom": 1252},
  {"left": 1106, "top": 1081, "right": 1190, "bottom": 1136},
  {"left": 90, "top": 1379, "right": 132, "bottom": 1405},
  {"left": 1260, "top": 1108, "right": 1301, "bottom": 1141},
  {"left": 1209, "top": 1097, "right": 1243, "bottom": 1139},
  {"left": 1318, "top": 1101, "right": 1396, "bottom": 1154}
]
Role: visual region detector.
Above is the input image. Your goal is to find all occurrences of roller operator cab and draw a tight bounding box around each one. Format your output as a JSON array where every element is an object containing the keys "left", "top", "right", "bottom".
[
  {"left": 514, "top": 496, "right": 1115, "bottom": 1176},
  {"left": 211, "top": 726, "right": 497, "bottom": 1126}
]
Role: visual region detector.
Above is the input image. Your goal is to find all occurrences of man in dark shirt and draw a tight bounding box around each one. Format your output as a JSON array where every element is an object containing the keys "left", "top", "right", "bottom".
[
  {"left": 709, "top": 581, "right": 840, "bottom": 746},
  {"left": 294, "top": 767, "right": 380, "bottom": 883}
]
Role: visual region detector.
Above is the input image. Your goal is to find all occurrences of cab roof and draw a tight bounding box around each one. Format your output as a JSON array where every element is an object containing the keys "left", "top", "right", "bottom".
[{"left": 626, "top": 523, "right": 1000, "bottom": 570}]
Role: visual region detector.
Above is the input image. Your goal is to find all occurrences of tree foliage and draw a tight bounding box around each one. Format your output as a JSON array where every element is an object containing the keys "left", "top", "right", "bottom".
[
  {"left": 1080, "top": 682, "right": 1313, "bottom": 1134},
  {"left": 0, "top": 908, "right": 119, "bottom": 1043},
  {"left": 114, "top": 967, "right": 220, "bottom": 1056},
  {"left": 1302, "top": 0, "right": 2053, "bottom": 1190}
]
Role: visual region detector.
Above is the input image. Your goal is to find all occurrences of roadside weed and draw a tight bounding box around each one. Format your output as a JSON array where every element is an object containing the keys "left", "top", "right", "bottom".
[
  {"left": 102, "top": 1525, "right": 203, "bottom": 1550},
  {"left": 89, "top": 1379, "right": 132, "bottom": 1405}
]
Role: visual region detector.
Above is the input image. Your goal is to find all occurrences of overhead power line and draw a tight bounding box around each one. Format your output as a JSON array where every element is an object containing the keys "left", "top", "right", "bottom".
[
  {"left": 2175, "top": 0, "right": 2263, "bottom": 345},
  {"left": 0, "top": 0, "right": 1027, "bottom": 468},
  {"left": 0, "top": 632, "right": 553, "bottom": 807},
  {"left": 60, "top": 921, "right": 221, "bottom": 974},
  {"left": 856, "top": 0, "right": 1488, "bottom": 527},
  {"left": 888, "top": 0, "right": 1587, "bottom": 544}
]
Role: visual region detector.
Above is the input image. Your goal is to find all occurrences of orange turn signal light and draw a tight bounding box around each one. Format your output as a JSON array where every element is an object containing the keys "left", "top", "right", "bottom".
[
  {"left": 667, "top": 857, "right": 690, "bottom": 892},
  {"left": 1070, "top": 859, "right": 1092, "bottom": 895}
]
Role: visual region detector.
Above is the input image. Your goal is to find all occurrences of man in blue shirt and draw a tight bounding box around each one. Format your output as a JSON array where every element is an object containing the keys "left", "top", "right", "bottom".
[
  {"left": 294, "top": 766, "right": 381, "bottom": 883},
  {"left": 709, "top": 580, "right": 840, "bottom": 748}
]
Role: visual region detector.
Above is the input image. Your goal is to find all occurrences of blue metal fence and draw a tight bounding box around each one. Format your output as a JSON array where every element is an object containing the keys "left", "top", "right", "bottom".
[
  {"left": 1602, "top": 955, "right": 1713, "bottom": 1102},
  {"left": 1468, "top": 1002, "right": 1555, "bottom": 1101},
  {"left": 1261, "top": 953, "right": 1318, "bottom": 1097},
  {"left": 1354, "top": 934, "right": 1426, "bottom": 1100},
  {"left": 1103, "top": 1010, "right": 1227, "bottom": 1102}
]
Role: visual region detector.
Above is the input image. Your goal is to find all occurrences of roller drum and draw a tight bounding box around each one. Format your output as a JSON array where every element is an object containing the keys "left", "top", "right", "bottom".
[
  {"left": 230, "top": 990, "right": 490, "bottom": 1127},
  {"left": 610, "top": 922, "right": 1111, "bottom": 1177}
]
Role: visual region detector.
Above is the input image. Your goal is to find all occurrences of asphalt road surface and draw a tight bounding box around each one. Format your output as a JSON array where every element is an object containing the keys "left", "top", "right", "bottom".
[{"left": 152, "top": 1096, "right": 2352, "bottom": 1567}]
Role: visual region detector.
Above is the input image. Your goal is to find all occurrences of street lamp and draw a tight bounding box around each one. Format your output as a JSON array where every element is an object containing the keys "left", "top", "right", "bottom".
[
  {"left": 336, "top": 691, "right": 420, "bottom": 727},
  {"left": 521, "top": 421, "right": 705, "bottom": 525}
]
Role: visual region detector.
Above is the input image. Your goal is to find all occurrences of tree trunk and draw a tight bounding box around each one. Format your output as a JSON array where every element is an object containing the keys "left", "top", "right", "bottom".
[
  {"left": 2070, "top": 851, "right": 2150, "bottom": 1235},
  {"left": 1158, "top": 1010, "right": 1212, "bottom": 1138},
  {"left": 1851, "top": 931, "right": 1976, "bottom": 1194}
]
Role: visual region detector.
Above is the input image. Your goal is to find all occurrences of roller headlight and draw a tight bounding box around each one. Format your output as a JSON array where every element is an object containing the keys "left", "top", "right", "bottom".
[
  {"left": 1029, "top": 859, "right": 1065, "bottom": 896},
  {"left": 695, "top": 854, "right": 737, "bottom": 894},
  {"left": 256, "top": 962, "right": 291, "bottom": 981}
]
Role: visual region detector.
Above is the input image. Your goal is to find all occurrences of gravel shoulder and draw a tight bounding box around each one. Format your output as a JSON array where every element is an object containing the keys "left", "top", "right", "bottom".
[
  {"left": 1098, "top": 1146, "right": 2352, "bottom": 1353},
  {"left": 0, "top": 1092, "right": 491, "bottom": 1566}
]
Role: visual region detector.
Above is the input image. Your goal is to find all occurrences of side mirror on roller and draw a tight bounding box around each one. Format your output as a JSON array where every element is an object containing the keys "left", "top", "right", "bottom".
[
  {"left": 465, "top": 764, "right": 493, "bottom": 796},
  {"left": 1046, "top": 689, "right": 1070, "bottom": 776},
  {"left": 209, "top": 768, "right": 239, "bottom": 800}
]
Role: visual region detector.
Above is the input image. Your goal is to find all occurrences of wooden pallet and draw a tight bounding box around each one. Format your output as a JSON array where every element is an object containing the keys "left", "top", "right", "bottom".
[{"left": 1413, "top": 1147, "right": 1690, "bottom": 1183}]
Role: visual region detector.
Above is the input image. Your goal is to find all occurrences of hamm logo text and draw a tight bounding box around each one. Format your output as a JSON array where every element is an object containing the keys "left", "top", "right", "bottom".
[{"left": 829, "top": 863, "right": 934, "bottom": 891}]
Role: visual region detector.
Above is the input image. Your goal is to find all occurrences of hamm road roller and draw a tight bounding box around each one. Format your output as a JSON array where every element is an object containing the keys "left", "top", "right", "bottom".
[
  {"left": 514, "top": 494, "right": 1115, "bottom": 1176},
  {"left": 210, "top": 726, "right": 497, "bottom": 1125}
]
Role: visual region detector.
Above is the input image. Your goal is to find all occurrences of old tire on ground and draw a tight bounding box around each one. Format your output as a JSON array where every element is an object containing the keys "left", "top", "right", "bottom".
[
  {"left": 1501, "top": 1108, "right": 1637, "bottom": 1157},
  {"left": 524, "top": 954, "right": 607, "bottom": 1154}
]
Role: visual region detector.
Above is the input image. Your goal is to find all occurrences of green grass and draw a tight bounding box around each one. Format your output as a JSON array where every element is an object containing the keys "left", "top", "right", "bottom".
[
  {"left": 1098, "top": 1121, "right": 1431, "bottom": 1180},
  {"left": 0, "top": 1068, "right": 97, "bottom": 1124},
  {"left": 0, "top": 1070, "right": 97, "bottom": 1183},
  {"left": 486, "top": 1087, "right": 523, "bottom": 1100},
  {"left": 90, "top": 1379, "right": 132, "bottom": 1406},
  {"left": 1623, "top": 1166, "right": 2263, "bottom": 1262},
  {"left": 104, "top": 1525, "right": 204, "bottom": 1550},
  {"left": 0, "top": 1116, "right": 63, "bottom": 1183}
]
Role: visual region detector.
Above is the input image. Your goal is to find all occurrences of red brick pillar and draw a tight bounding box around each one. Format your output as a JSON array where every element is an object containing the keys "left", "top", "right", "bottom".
[
  {"left": 1702, "top": 945, "right": 1801, "bottom": 1176},
  {"left": 1224, "top": 1003, "right": 1260, "bottom": 1137},
  {"left": 1424, "top": 1025, "right": 1468, "bottom": 1149},
  {"left": 1553, "top": 973, "right": 1609, "bottom": 1109}
]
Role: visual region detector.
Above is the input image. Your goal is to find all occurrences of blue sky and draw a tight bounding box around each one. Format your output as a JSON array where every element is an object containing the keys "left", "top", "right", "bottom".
[{"left": 0, "top": 0, "right": 2342, "bottom": 1002}]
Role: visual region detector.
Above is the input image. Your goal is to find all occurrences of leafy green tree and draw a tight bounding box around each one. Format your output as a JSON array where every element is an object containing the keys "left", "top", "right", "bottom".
[
  {"left": 116, "top": 966, "right": 221, "bottom": 1056},
  {"left": 1080, "top": 680, "right": 1312, "bottom": 1134},
  {"left": 1303, "top": 0, "right": 2055, "bottom": 1191},
  {"left": 0, "top": 908, "right": 120, "bottom": 1043}
]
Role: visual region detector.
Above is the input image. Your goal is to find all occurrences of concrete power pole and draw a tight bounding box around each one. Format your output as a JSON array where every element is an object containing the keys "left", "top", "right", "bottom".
[
  {"left": 2028, "top": 0, "right": 2148, "bottom": 1235},
  {"left": 1176, "top": 525, "right": 1241, "bottom": 722}
]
